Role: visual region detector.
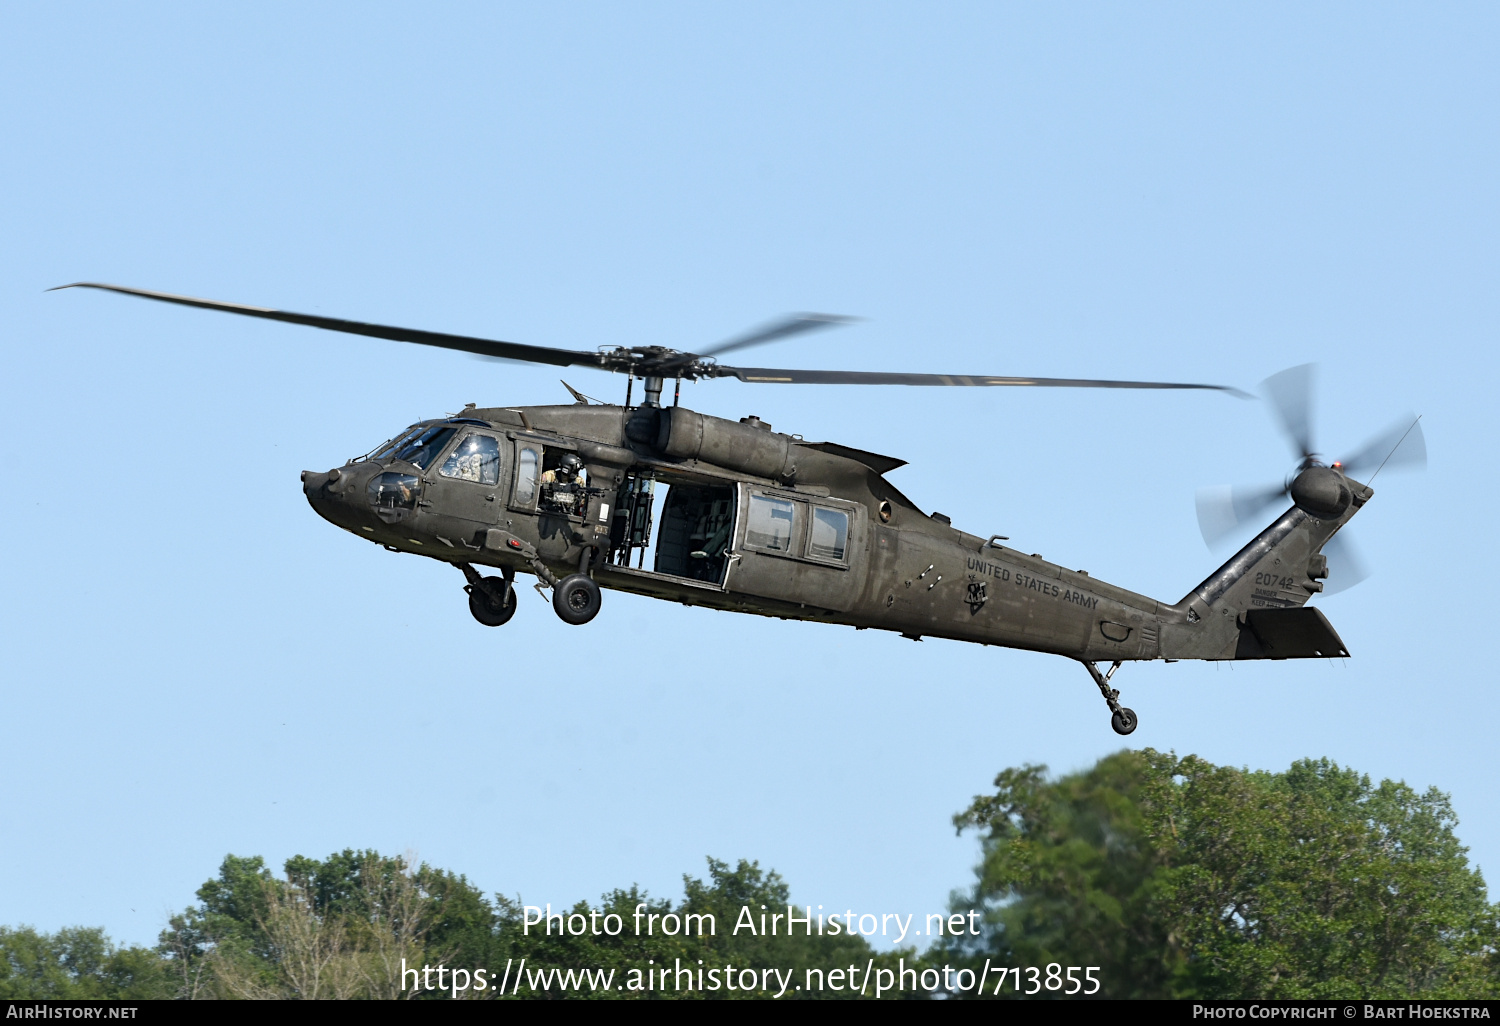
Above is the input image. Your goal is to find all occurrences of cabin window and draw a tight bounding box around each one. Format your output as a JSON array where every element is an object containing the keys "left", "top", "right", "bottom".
[
  {"left": 808, "top": 507, "right": 849, "bottom": 562},
  {"left": 514, "top": 446, "right": 539, "bottom": 505},
  {"left": 439, "top": 433, "right": 501, "bottom": 485},
  {"left": 745, "top": 495, "right": 795, "bottom": 552}
]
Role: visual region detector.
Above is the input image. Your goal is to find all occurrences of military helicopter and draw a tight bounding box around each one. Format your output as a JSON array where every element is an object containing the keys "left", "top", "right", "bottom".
[{"left": 55, "top": 283, "right": 1421, "bottom": 734}]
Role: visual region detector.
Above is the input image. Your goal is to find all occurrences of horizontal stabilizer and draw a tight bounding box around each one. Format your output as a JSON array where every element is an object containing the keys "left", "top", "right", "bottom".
[{"left": 1235, "top": 607, "right": 1349, "bottom": 660}]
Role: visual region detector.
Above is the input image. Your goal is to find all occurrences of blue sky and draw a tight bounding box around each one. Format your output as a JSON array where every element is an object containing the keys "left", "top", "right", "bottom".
[{"left": 2, "top": 3, "right": 1496, "bottom": 948}]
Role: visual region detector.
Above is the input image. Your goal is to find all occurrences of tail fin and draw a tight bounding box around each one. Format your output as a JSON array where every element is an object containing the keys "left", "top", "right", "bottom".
[{"left": 1159, "top": 474, "right": 1370, "bottom": 661}]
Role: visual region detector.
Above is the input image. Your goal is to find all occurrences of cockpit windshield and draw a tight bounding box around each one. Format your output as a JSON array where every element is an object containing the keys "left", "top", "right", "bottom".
[
  {"left": 367, "top": 426, "right": 420, "bottom": 461},
  {"left": 382, "top": 425, "right": 457, "bottom": 470}
]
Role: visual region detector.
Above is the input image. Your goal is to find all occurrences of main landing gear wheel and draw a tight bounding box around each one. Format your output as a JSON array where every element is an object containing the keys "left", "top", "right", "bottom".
[
  {"left": 1110, "top": 707, "right": 1138, "bottom": 736},
  {"left": 553, "top": 574, "right": 602, "bottom": 625},
  {"left": 467, "top": 577, "right": 517, "bottom": 627}
]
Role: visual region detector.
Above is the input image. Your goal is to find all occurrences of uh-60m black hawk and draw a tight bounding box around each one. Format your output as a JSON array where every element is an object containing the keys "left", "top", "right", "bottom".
[{"left": 57, "top": 283, "right": 1426, "bottom": 734}]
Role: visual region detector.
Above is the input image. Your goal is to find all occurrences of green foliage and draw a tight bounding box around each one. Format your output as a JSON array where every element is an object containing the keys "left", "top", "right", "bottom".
[
  {"left": 1140, "top": 751, "right": 1498, "bottom": 998},
  {"left": 944, "top": 750, "right": 1500, "bottom": 1000},
  {"left": 496, "top": 857, "right": 906, "bottom": 999},
  {"left": 151, "top": 851, "right": 903, "bottom": 999},
  {"left": 159, "top": 849, "right": 478, "bottom": 999},
  {"left": 0, "top": 926, "right": 173, "bottom": 999},
  {"left": 944, "top": 751, "right": 1180, "bottom": 996},
  {"left": 9, "top": 750, "right": 1494, "bottom": 1000}
]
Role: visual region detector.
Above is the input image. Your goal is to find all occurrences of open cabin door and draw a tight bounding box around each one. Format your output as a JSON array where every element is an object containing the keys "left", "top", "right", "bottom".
[
  {"left": 653, "top": 483, "right": 736, "bottom": 585},
  {"left": 601, "top": 468, "right": 737, "bottom": 592}
]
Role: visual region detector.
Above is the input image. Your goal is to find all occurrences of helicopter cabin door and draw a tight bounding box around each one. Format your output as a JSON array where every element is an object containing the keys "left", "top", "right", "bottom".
[
  {"left": 726, "top": 487, "right": 865, "bottom": 613},
  {"left": 598, "top": 471, "right": 737, "bottom": 593},
  {"left": 651, "top": 482, "right": 737, "bottom": 586},
  {"left": 421, "top": 428, "right": 507, "bottom": 541}
]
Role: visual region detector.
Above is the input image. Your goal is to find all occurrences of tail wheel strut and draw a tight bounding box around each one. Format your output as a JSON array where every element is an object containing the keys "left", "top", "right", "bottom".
[{"left": 1081, "top": 660, "right": 1137, "bottom": 735}]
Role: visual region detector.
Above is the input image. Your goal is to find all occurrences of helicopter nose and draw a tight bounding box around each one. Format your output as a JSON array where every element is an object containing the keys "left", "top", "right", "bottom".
[
  {"left": 300, "top": 467, "right": 352, "bottom": 519},
  {"left": 301, "top": 467, "right": 373, "bottom": 532},
  {"left": 301, "top": 466, "right": 348, "bottom": 496}
]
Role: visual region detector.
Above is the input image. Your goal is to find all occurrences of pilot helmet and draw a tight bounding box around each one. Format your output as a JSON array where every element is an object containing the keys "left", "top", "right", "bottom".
[{"left": 559, "top": 454, "right": 583, "bottom": 477}]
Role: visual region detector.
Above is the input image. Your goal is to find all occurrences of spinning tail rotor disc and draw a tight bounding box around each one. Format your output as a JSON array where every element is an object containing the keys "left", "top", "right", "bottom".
[{"left": 1194, "top": 363, "right": 1425, "bottom": 594}]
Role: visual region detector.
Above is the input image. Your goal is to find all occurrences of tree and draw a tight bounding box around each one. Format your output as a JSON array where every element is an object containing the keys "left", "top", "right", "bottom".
[
  {"left": 495, "top": 857, "right": 908, "bottom": 999},
  {"left": 1140, "top": 751, "right": 1498, "bottom": 998},
  {"left": 0, "top": 925, "right": 173, "bottom": 999},
  {"left": 156, "top": 851, "right": 912, "bottom": 999},
  {"left": 943, "top": 750, "right": 1500, "bottom": 999},
  {"left": 159, "top": 850, "right": 473, "bottom": 999},
  {"left": 941, "top": 751, "right": 1181, "bottom": 997}
]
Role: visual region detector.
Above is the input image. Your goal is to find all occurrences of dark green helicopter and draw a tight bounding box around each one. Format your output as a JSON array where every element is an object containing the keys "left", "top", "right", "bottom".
[{"left": 55, "top": 284, "right": 1424, "bottom": 733}]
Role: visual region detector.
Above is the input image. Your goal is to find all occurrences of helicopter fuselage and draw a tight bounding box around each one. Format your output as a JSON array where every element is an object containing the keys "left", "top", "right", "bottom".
[{"left": 300, "top": 402, "right": 1366, "bottom": 670}]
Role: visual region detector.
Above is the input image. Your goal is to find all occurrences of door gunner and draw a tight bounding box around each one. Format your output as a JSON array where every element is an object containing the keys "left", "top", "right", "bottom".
[{"left": 540, "top": 454, "right": 586, "bottom": 512}]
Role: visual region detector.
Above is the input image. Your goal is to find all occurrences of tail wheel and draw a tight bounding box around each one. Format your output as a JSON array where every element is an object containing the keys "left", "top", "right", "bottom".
[
  {"left": 553, "top": 574, "right": 602, "bottom": 625},
  {"left": 467, "top": 579, "right": 517, "bottom": 627}
]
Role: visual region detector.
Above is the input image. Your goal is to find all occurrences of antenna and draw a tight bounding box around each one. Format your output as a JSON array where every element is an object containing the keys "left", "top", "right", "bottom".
[
  {"left": 1368, "top": 415, "right": 1423, "bottom": 483},
  {"left": 560, "top": 380, "right": 601, "bottom": 405}
]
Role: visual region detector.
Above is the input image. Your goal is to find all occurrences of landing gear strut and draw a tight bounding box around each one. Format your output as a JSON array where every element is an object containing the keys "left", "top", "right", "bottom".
[
  {"left": 458, "top": 563, "right": 517, "bottom": 627},
  {"left": 1081, "top": 660, "right": 1137, "bottom": 735}
]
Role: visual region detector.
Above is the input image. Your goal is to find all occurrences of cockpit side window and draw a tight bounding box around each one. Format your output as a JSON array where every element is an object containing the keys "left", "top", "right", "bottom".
[
  {"left": 438, "top": 433, "right": 501, "bottom": 485},
  {"left": 513, "top": 445, "right": 540, "bottom": 506},
  {"left": 389, "top": 426, "right": 457, "bottom": 470}
]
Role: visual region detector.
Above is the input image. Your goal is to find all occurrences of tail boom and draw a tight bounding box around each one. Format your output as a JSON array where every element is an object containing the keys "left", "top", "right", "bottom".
[{"left": 1160, "top": 474, "right": 1371, "bottom": 661}]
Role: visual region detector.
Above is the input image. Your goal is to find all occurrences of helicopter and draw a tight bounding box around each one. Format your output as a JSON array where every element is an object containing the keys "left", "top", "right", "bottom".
[{"left": 54, "top": 282, "right": 1422, "bottom": 734}]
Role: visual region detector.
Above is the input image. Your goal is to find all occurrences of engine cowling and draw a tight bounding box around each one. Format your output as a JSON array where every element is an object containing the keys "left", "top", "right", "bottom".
[{"left": 654, "top": 408, "right": 799, "bottom": 481}]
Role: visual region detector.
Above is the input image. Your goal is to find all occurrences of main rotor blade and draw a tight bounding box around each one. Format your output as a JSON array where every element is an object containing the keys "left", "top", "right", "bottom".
[
  {"left": 715, "top": 365, "right": 1251, "bottom": 395},
  {"left": 1260, "top": 364, "right": 1316, "bottom": 460},
  {"left": 1321, "top": 532, "right": 1369, "bottom": 595},
  {"left": 1195, "top": 482, "right": 1288, "bottom": 547},
  {"left": 1340, "top": 416, "right": 1426, "bottom": 479},
  {"left": 695, "top": 313, "right": 856, "bottom": 360},
  {"left": 51, "top": 283, "right": 599, "bottom": 369}
]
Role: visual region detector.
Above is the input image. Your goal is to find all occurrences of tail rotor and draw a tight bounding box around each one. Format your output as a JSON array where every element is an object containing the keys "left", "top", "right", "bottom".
[{"left": 1193, "top": 363, "right": 1425, "bottom": 594}]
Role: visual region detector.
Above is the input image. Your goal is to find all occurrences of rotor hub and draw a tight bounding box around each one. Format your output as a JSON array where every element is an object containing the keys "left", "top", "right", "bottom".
[{"left": 1289, "top": 466, "right": 1352, "bottom": 519}]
